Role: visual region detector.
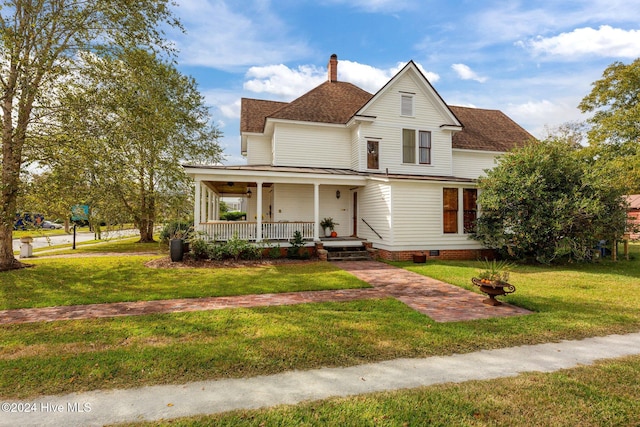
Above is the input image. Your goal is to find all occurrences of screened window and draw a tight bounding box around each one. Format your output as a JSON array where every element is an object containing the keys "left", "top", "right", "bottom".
[
  {"left": 443, "top": 188, "right": 458, "bottom": 234},
  {"left": 401, "top": 94, "right": 414, "bottom": 116},
  {"left": 367, "top": 140, "right": 379, "bottom": 169},
  {"left": 419, "top": 131, "right": 431, "bottom": 164},
  {"left": 402, "top": 129, "right": 415, "bottom": 163},
  {"left": 463, "top": 189, "right": 478, "bottom": 233}
]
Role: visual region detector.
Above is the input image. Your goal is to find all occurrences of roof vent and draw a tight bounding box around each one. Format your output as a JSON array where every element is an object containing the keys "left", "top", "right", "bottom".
[{"left": 328, "top": 54, "right": 338, "bottom": 82}]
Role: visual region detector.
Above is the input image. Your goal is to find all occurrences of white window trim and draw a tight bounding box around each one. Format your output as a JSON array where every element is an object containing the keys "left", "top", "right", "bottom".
[
  {"left": 400, "top": 93, "right": 414, "bottom": 117},
  {"left": 441, "top": 186, "right": 479, "bottom": 235},
  {"left": 401, "top": 128, "right": 434, "bottom": 166}
]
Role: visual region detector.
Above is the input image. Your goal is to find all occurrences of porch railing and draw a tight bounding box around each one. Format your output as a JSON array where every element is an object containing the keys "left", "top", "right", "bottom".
[{"left": 198, "top": 221, "right": 314, "bottom": 241}]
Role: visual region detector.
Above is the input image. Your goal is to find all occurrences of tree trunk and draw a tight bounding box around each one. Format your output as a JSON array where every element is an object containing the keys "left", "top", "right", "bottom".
[
  {"left": 0, "top": 222, "right": 22, "bottom": 271},
  {"left": 138, "top": 218, "right": 155, "bottom": 242}
]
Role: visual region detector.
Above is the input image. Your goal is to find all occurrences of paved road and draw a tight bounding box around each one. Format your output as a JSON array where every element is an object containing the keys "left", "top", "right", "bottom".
[
  {"left": 1, "top": 332, "right": 639, "bottom": 427},
  {"left": 13, "top": 229, "right": 139, "bottom": 251}
]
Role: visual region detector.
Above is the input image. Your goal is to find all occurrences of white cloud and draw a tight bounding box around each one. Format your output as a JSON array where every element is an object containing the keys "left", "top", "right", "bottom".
[
  {"left": 202, "top": 89, "right": 242, "bottom": 120},
  {"left": 243, "top": 59, "right": 439, "bottom": 100},
  {"left": 505, "top": 99, "right": 584, "bottom": 139},
  {"left": 451, "top": 64, "right": 487, "bottom": 83},
  {"left": 521, "top": 25, "right": 640, "bottom": 60},
  {"left": 244, "top": 64, "right": 326, "bottom": 99},
  {"left": 320, "top": 0, "right": 415, "bottom": 13},
  {"left": 170, "top": 0, "right": 310, "bottom": 70}
]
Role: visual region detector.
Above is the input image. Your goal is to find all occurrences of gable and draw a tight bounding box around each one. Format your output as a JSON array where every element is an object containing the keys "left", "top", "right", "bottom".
[
  {"left": 240, "top": 58, "right": 534, "bottom": 154},
  {"left": 357, "top": 61, "right": 462, "bottom": 129}
]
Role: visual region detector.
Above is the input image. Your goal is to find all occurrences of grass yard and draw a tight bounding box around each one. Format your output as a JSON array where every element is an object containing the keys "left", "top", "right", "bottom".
[
  {"left": 0, "top": 257, "right": 369, "bottom": 309},
  {"left": 121, "top": 355, "right": 640, "bottom": 427},
  {"left": 0, "top": 243, "right": 639, "bottom": 400}
]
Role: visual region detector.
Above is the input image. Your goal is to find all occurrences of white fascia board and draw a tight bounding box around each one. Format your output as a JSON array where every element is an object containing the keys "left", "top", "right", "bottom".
[
  {"left": 346, "top": 115, "right": 377, "bottom": 128},
  {"left": 183, "top": 167, "right": 366, "bottom": 187},
  {"left": 366, "top": 175, "right": 476, "bottom": 186},
  {"left": 452, "top": 148, "right": 507, "bottom": 155},
  {"left": 265, "top": 118, "right": 347, "bottom": 129}
]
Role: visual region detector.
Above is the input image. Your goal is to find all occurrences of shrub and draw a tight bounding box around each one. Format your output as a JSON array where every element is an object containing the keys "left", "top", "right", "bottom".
[
  {"left": 201, "top": 233, "right": 263, "bottom": 261},
  {"left": 159, "top": 220, "right": 193, "bottom": 244},
  {"left": 267, "top": 244, "right": 282, "bottom": 259},
  {"left": 190, "top": 238, "right": 211, "bottom": 260},
  {"left": 219, "top": 211, "right": 246, "bottom": 221},
  {"left": 287, "top": 231, "right": 307, "bottom": 259}
]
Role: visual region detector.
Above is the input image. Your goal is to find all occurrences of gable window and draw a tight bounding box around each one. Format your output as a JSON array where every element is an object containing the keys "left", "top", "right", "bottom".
[
  {"left": 463, "top": 189, "right": 478, "bottom": 233},
  {"left": 443, "top": 188, "right": 458, "bottom": 234},
  {"left": 419, "top": 131, "right": 431, "bottom": 164},
  {"left": 401, "top": 94, "right": 414, "bottom": 116},
  {"left": 367, "top": 140, "right": 379, "bottom": 169},
  {"left": 402, "top": 129, "right": 416, "bottom": 163}
]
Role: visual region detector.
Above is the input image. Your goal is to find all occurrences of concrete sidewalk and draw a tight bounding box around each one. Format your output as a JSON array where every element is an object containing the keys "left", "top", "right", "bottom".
[{"left": 3, "top": 332, "right": 640, "bottom": 427}]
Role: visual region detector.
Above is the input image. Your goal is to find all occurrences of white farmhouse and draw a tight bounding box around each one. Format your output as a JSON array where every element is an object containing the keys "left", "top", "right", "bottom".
[{"left": 184, "top": 55, "right": 533, "bottom": 260}]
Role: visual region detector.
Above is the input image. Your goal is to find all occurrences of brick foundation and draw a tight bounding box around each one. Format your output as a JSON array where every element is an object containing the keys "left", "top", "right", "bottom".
[{"left": 376, "top": 248, "right": 495, "bottom": 261}]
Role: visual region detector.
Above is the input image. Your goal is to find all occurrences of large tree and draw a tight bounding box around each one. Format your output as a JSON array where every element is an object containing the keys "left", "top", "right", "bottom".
[
  {"left": 0, "top": 0, "right": 179, "bottom": 270},
  {"left": 53, "top": 48, "right": 222, "bottom": 242},
  {"left": 579, "top": 58, "right": 640, "bottom": 192},
  {"left": 472, "top": 139, "right": 628, "bottom": 263}
]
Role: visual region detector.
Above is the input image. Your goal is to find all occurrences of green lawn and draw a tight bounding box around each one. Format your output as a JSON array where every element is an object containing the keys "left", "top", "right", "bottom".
[
  {"left": 121, "top": 355, "right": 640, "bottom": 427},
  {"left": 0, "top": 258, "right": 369, "bottom": 309},
  {"left": 0, "top": 243, "right": 639, "bottom": 401},
  {"left": 12, "top": 226, "right": 91, "bottom": 239}
]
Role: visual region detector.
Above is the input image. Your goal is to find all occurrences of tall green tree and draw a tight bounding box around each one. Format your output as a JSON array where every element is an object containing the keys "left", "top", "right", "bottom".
[
  {"left": 54, "top": 48, "right": 222, "bottom": 242},
  {"left": 0, "top": 0, "right": 179, "bottom": 270},
  {"left": 579, "top": 58, "right": 640, "bottom": 192},
  {"left": 472, "top": 140, "right": 628, "bottom": 263}
]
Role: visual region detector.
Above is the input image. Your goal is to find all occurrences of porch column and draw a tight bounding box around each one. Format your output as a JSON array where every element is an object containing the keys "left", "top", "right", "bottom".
[
  {"left": 206, "top": 189, "right": 212, "bottom": 221},
  {"left": 313, "top": 183, "right": 320, "bottom": 241},
  {"left": 194, "top": 179, "right": 202, "bottom": 227},
  {"left": 200, "top": 184, "right": 207, "bottom": 225},
  {"left": 256, "top": 180, "right": 263, "bottom": 242}
]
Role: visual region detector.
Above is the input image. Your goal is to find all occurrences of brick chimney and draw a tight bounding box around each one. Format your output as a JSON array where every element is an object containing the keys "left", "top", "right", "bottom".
[{"left": 328, "top": 54, "right": 338, "bottom": 82}]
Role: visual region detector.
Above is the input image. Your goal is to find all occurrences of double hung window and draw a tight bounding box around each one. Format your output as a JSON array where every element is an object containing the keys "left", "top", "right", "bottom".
[{"left": 402, "top": 129, "right": 431, "bottom": 164}]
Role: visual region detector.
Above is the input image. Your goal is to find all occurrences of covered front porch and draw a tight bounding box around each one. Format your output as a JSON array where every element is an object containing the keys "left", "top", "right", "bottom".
[{"left": 184, "top": 165, "right": 368, "bottom": 242}]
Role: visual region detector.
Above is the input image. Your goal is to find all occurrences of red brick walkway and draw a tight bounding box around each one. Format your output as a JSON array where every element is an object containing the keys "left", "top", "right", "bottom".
[
  {"left": 0, "top": 261, "right": 531, "bottom": 325},
  {"left": 334, "top": 261, "right": 531, "bottom": 322}
]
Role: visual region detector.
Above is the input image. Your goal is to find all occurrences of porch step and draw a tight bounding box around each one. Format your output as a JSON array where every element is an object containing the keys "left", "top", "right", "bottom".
[{"left": 326, "top": 246, "right": 371, "bottom": 261}]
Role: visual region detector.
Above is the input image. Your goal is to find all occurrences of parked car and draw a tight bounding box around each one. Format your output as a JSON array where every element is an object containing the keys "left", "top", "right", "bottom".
[{"left": 41, "top": 220, "right": 63, "bottom": 229}]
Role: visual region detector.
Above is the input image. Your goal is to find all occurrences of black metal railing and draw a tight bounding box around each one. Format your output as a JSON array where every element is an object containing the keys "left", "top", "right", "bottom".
[{"left": 361, "top": 218, "right": 382, "bottom": 240}]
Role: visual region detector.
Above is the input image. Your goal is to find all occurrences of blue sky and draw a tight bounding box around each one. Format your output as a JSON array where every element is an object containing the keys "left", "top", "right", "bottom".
[{"left": 166, "top": 0, "right": 640, "bottom": 164}]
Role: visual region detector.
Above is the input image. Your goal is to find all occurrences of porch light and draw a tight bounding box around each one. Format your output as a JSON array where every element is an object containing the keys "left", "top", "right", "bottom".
[
  {"left": 336, "top": 190, "right": 341, "bottom": 199},
  {"left": 246, "top": 189, "right": 252, "bottom": 198}
]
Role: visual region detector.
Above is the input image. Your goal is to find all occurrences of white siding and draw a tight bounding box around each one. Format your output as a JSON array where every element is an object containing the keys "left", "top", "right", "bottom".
[
  {"left": 350, "top": 126, "right": 361, "bottom": 170},
  {"left": 358, "top": 181, "right": 392, "bottom": 243},
  {"left": 246, "top": 135, "right": 272, "bottom": 165},
  {"left": 387, "top": 181, "right": 484, "bottom": 250},
  {"left": 273, "top": 123, "right": 351, "bottom": 168},
  {"left": 452, "top": 150, "right": 499, "bottom": 179},
  {"left": 271, "top": 183, "right": 351, "bottom": 237},
  {"left": 357, "top": 72, "right": 454, "bottom": 176}
]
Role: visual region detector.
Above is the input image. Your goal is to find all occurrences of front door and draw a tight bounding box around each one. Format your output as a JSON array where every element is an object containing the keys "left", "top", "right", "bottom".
[{"left": 352, "top": 192, "right": 358, "bottom": 237}]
